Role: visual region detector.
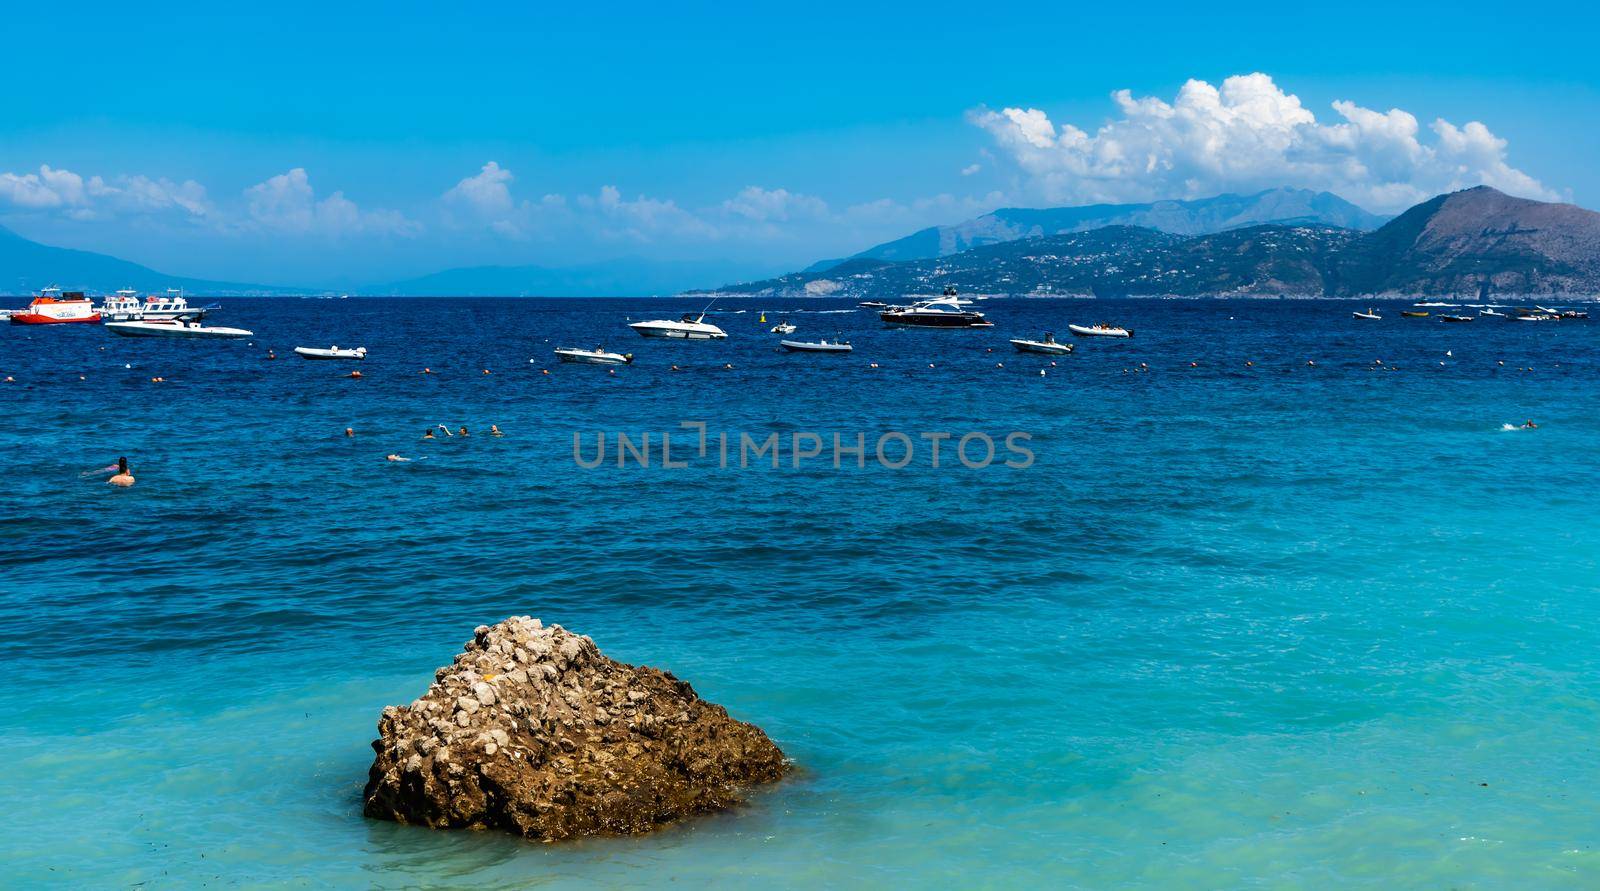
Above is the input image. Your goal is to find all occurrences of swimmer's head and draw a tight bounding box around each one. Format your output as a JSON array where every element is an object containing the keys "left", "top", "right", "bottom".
[{"left": 118, "top": 457, "right": 128, "bottom": 474}]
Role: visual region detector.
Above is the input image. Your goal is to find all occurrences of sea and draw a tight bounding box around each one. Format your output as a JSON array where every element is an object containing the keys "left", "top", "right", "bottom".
[{"left": 2, "top": 296, "right": 1597, "bottom": 888}]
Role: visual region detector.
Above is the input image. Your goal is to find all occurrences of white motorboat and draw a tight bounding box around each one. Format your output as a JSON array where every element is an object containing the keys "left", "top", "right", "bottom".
[
  {"left": 294, "top": 345, "right": 368, "bottom": 360},
  {"left": 1478, "top": 308, "right": 1505, "bottom": 317},
  {"left": 554, "top": 347, "right": 633, "bottom": 365},
  {"left": 858, "top": 301, "right": 889, "bottom": 308},
  {"left": 781, "top": 338, "right": 852, "bottom": 353},
  {"left": 770, "top": 321, "right": 796, "bottom": 334},
  {"left": 1068, "top": 323, "right": 1132, "bottom": 338},
  {"left": 1352, "top": 309, "right": 1382, "bottom": 320},
  {"left": 1514, "top": 313, "right": 1558, "bottom": 322},
  {"left": 105, "top": 319, "right": 253, "bottom": 339},
  {"left": 1010, "top": 333, "right": 1075, "bottom": 355},
  {"left": 628, "top": 301, "right": 728, "bottom": 339}
]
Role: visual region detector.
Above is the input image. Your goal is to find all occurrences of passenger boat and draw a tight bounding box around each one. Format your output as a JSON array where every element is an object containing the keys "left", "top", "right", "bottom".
[
  {"left": 780, "top": 338, "right": 852, "bottom": 353},
  {"left": 554, "top": 347, "right": 633, "bottom": 365},
  {"left": 1009, "top": 333, "right": 1075, "bottom": 355},
  {"left": 879, "top": 288, "right": 991, "bottom": 328},
  {"left": 1352, "top": 309, "right": 1381, "bottom": 320},
  {"left": 9, "top": 287, "right": 101, "bottom": 325},
  {"left": 294, "top": 345, "right": 367, "bottom": 359},
  {"left": 100, "top": 288, "right": 217, "bottom": 322},
  {"left": 628, "top": 301, "right": 728, "bottom": 339},
  {"left": 1400, "top": 310, "right": 1430, "bottom": 318},
  {"left": 770, "top": 321, "right": 796, "bottom": 334},
  {"left": 1067, "top": 323, "right": 1132, "bottom": 338},
  {"left": 105, "top": 319, "right": 254, "bottom": 338},
  {"left": 1440, "top": 315, "right": 1474, "bottom": 323}
]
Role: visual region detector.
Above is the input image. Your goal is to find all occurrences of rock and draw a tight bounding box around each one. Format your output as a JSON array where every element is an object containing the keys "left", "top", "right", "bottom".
[{"left": 362, "top": 616, "right": 787, "bottom": 840}]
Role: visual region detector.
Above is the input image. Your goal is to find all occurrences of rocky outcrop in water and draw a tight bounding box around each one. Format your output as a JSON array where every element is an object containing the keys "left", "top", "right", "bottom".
[{"left": 362, "top": 617, "right": 787, "bottom": 840}]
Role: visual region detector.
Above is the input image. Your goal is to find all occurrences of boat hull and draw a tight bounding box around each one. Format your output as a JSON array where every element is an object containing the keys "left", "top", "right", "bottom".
[
  {"left": 10, "top": 312, "right": 102, "bottom": 325},
  {"left": 1067, "top": 324, "right": 1131, "bottom": 338},
  {"left": 879, "top": 312, "right": 991, "bottom": 328},
  {"left": 294, "top": 347, "right": 367, "bottom": 360},
  {"left": 780, "top": 340, "right": 852, "bottom": 353},
  {"left": 106, "top": 321, "right": 252, "bottom": 338},
  {"left": 555, "top": 350, "right": 632, "bottom": 365},
  {"left": 1010, "top": 339, "right": 1073, "bottom": 355}
]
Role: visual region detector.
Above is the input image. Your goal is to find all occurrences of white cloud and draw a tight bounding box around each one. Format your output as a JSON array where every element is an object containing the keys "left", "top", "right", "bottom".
[
  {"left": 720, "top": 186, "right": 829, "bottom": 222},
  {"left": 961, "top": 163, "right": 982, "bottom": 176},
  {"left": 443, "top": 161, "right": 517, "bottom": 217},
  {"left": 971, "top": 72, "right": 1560, "bottom": 212},
  {"left": 245, "top": 168, "right": 419, "bottom": 237},
  {"left": 0, "top": 164, "right": 210, "bottom": 220}
]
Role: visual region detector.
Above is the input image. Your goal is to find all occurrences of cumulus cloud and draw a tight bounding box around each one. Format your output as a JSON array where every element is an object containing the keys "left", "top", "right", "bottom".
[
  {"left": 0, "top": 164, "right": 210, "bottom": 220},
  {"left": 720, "top": 186, "right": 829, "bottom": 223},
  {"left": 970, "top": 73, "right": 1559, "bottom": 212},
  {"left": 443, "top": 161, "right": 517, "bottom": 217},
  {"left": 961, "top": 163, "right": 982, "bottom": 177},
  {"left": 245, "top": 168, "right": 418, "bottom": 236}
]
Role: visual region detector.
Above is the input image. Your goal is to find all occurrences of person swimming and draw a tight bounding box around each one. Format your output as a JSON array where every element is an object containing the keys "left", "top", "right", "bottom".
[
  {"left": 423, "top": 429, "right": 435, "bottom": 440},
  {"left": 490, "top": 425, "right": 504, "bottom": 437},
  {"left": 345, "top": 427, "right": 355, "bottom": 438},
  {"left": 385, "top": 454, "right": 411, "bottom": 462},
  {"left": 1522, "top": 419, "right": 1538, "bottom": 429},
  {"left": 458, "top": 426, "right": 469, "bottom": 437},
  {"left": 108, "top": 457, "right": 135, "bottom": 488}
]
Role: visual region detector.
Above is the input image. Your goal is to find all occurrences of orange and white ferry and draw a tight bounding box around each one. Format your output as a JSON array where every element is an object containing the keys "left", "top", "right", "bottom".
[{"left": 9, "top": 287, "right": 102, "bottom": 325}]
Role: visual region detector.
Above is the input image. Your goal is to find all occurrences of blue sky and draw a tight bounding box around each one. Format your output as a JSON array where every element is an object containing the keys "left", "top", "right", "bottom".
[{"left": 3, "top": 0, "right": 1597, "bottom": 288}]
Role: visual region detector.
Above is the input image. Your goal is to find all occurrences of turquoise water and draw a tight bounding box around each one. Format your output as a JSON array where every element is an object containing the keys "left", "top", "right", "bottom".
[{"left": 2, "top": 297, "right": 1597, "bottom": 887}]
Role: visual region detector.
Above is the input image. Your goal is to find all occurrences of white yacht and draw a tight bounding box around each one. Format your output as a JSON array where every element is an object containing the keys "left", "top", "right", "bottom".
[{"left": 629, "top": 304, "right": 728, "bottom": 339}]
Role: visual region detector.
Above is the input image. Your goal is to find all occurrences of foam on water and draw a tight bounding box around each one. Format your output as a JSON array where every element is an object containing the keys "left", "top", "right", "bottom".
[{"left": 1, "top": 297, "right": 1597, "bottom": 886}]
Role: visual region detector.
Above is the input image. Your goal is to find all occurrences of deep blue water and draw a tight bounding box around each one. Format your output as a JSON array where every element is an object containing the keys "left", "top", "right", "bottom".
[{"left": 2, "top": 296, "right": 1598, "bottom": 887}]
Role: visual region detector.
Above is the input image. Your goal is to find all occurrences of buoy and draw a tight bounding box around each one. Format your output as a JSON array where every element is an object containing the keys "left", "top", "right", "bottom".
[
  {"left": 996, "top": 362, "right": 1004, "bottom": 368},
  {"left": 1190, "top": 362, "right": 1198, "bottom": 367},
  {"left": 542, "top": 368, "right": 550, "bottom": 375},
  {"left": 482, "top": 369, "right": 491, "bottom": 375},
  {"left": 869, "top": 362, "right": 879, "bottom": 369},
  {"left": 1039, "top": 369, "right": 1046, "bottom": 376},
  {"left": 928, "top": 363, "right": 935, "bottom": 368},
  {"left": 1246, "top": 361, "right": 1254, "bottom": 367},
  {"left": 348, "top": 370, "right": 362, "bottom": 379},
  {"left": 759, "top": 312, "right": 766, "bottom": 323}
]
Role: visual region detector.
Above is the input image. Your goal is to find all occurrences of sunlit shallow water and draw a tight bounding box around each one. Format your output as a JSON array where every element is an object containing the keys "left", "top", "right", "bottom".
[{"left": 2, "top": 297, "right": 1597, "bottom": 887}]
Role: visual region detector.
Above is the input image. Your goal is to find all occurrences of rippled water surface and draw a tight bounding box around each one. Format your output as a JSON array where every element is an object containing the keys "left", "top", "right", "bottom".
[{"left": 2, "top": 297, "right": 1598, "bottom": 887}]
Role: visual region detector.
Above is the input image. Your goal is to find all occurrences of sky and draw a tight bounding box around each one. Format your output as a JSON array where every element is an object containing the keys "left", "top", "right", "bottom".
[{"left": 3, "top": 0, "right": 1598, "bottom": 290}]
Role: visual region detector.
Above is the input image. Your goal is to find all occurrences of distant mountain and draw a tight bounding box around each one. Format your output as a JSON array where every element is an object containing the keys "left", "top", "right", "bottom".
[
  {"left": 1335, "top": 186, "right": 1600, "bottom": 295},
  {"left": 0, "top": 223, "right": 292, "bottom": 295},
  {"left": 371, "top": 258, "right": 767, "bottom": 297},
  {"left": 807, "top": 188, "right": 1387, "bottom": 273},
  {"left": 700, "top": 188, "right": 1600, "bottom": 299}
]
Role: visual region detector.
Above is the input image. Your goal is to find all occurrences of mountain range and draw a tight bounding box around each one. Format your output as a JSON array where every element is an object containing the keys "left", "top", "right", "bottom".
[
  {"left": 5, "top": 186, "right": 1599, "bottom": 298},
  {"left": 0, "top": 224, "right": 287, "bottom": 295},
  {"left": 803, "top": 188, "right": 1389, "bottom": 273},
  {"left": 704, "top": 187, "right": 1600, "bottom": 299}
]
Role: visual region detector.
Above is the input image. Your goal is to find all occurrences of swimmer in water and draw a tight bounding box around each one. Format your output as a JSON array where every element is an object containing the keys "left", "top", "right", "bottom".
[
  {"left": 108, "top": 457, "right": 135, "bottom": 488},
  {"left": 490, "top": 425, "right": 504, "bottom": 437},
  {"left": 345, "top": 427, "right": 355, "bottom": 438},
  {"left": 1522, "top": 419, "right": 1538, "bottom": 429},
  {"left": 458, "top": 426, "right": 469, "bottom": 437},
  {"left": 385, "top": 454, "right": 411, "bottom": 462},
  {"left": 423, "top": 429, "right": 435, "bottom": 440}
]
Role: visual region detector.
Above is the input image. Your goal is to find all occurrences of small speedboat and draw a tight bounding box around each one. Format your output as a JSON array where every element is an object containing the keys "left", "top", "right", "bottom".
[
  {"left": 858, "top": 301, "right": 889, "bottom": 308},
  {"left": 1401, "top": 310, "right": 1430, "bottom": 318},
  {"left": 554, "top": 347, "right": 633, "bottom": 365},
  {"left": 1068, "top": 323, "right": 1132, "bottom": 338},
  {"left": 781, "top": 338, "right": 852, "bottom": 353},
  {"left": 770, "top": 321, "right": 796, "bottom": 334},
  {"left": 1010, "top": 333, "right": 1074, "bottom": 355},
  {"left": 1479, "top": 308, "right": 1505, "bottom": 317},
  {"left": 1514, "top": 313, "right": 1558, "bottom": 322},
  {"left": 1440, "top": 314, "right": 1474, "bottom": 323},
  {"left": 106, "top": 319, "right": 253, "bottom": 338},
  {"left": 294, "top": 345, "right": 367, "bottom": 360},
  {"left": 1352, "top": 309, "right": 1382, "bottom": 320}
]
